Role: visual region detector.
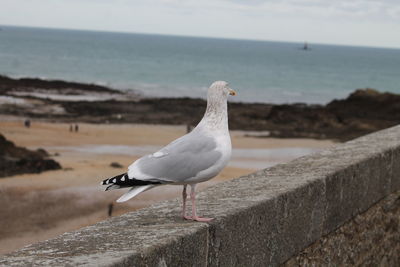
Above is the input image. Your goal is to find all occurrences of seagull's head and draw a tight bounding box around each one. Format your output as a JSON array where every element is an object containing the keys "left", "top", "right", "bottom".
[{"left": 208, "top": 81, "right": 236, "bottom": 100}]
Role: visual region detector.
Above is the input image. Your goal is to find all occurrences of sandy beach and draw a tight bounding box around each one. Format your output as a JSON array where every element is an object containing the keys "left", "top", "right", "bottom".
[{"left": 0, "top": 118, "right": 334, "bottom": 255}]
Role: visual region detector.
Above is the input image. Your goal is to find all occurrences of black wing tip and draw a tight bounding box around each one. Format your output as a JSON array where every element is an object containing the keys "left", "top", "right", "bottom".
[
  {"left": 101, "top": 172, "right": 162, "bottom": 187},
  {"left": 101, "top": 173, "right": 127, "bottom": 186}
]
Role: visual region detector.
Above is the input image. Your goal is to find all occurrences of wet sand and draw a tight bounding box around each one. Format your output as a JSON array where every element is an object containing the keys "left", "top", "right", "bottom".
[{"left": 0, "top": 119, "right": 334, "bottom": 255}]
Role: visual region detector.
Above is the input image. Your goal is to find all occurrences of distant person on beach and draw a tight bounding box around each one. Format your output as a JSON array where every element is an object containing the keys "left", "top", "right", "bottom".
[
  {"left": 24, "top": 119, "right": 31, "bottom": 128},
  {"left": 74, "top": 124, "right": 79, "bottom": 132},
  {"left": 108, "top": 203, "right": 114, "bottom": 217}
]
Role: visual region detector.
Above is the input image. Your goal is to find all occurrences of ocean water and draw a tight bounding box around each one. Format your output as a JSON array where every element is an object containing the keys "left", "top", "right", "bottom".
[{"left": 0, "top": 25, "right": 399, "bottom": 104}]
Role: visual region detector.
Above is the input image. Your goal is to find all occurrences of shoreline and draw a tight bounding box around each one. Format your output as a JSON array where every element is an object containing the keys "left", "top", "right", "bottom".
[{"left": 1, "top": 75, "right": 400, "bottom": 141}]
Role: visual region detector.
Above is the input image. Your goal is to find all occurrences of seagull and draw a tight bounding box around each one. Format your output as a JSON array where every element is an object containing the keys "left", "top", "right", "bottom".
[{"left": 101, "top": 81, "right": 236, "bottom": 222}]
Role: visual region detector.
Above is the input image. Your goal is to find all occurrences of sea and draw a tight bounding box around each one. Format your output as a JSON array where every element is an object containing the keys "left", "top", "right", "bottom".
[{"left": 1, "top": 25, "right": 399, "bottom": 104}]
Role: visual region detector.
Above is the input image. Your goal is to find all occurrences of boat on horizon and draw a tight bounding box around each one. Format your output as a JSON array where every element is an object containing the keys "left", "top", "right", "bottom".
[{"left": 301, "top": 41, "right": 310, "bottom": 51}]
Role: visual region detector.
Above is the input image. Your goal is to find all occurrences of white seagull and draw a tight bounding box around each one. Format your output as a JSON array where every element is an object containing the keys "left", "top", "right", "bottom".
[{"left": 101, "top": 81, "right": 236, "bottom": 222}]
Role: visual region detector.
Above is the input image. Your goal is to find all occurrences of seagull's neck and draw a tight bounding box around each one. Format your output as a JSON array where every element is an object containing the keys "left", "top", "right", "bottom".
[{"left": 197, "top": 96, "right": 229, "bottom": 133}]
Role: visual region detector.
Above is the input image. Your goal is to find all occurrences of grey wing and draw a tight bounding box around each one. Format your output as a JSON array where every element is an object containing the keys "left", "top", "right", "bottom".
[{"left": 127, "top": 133, "right": 222, "bottom": 183}]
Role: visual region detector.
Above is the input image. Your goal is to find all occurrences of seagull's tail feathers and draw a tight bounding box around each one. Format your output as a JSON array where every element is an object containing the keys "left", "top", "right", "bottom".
[{"left": 116, "top": 185, "right": 156, "bottom": 203}]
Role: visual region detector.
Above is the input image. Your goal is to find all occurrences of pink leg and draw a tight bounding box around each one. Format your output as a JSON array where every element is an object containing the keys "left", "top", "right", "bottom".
[
  {"left": 189, "top": 184, "right": 213, "bottom": 222},
  {"left": 182, "top": 185, "right": 191, "bottom": 220}
]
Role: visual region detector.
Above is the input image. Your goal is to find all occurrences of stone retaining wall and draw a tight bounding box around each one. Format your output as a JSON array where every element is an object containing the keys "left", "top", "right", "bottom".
[{"left": 284, "top": 190, "right": 400, "bottom": 266}]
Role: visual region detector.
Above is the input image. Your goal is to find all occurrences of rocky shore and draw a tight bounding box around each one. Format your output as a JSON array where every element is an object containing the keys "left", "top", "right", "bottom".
[
  {"left": 1, "top": 75, "right": 399, "bottom": 141},
  {"left": 0, "top": 134, "right": 61, "bottom": 178}
]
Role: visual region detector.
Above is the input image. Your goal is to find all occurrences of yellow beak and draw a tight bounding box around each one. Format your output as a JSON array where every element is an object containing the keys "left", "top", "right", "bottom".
[{"left": 229, "top": 89, "right": 237, "bottom": 96}]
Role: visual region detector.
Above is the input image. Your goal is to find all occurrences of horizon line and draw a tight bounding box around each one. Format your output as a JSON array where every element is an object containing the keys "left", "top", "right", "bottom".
[{"left": 1, "top": 24, "right": 400, "bottom": 51}]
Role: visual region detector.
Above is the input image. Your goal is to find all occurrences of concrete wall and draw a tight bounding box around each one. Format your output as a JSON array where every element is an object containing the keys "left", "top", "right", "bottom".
[{"left": 1, "top": 125, "right": 400, "bottom": 266}]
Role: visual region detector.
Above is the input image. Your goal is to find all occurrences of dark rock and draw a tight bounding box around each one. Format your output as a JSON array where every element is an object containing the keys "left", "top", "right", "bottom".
[
  {"left": 36, "top": 148, "right": 49, "bottom": 157},
  {"left": 54, "top": 90, "right": 400, "bottom": 141},
  {"left": 0, "top": 75, "right": 121, "bottom": 94},
  {"left": 110, "top": 162, "right": 123, "bottom": 168},
  {"left": 0, "top": 134, "right": 61, "bottom": 178}
]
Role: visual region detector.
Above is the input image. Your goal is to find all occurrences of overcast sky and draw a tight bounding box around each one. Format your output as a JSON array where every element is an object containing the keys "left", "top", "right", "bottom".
[{"left": 1, "top": 0, "right": 400, "bottom": 48}]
